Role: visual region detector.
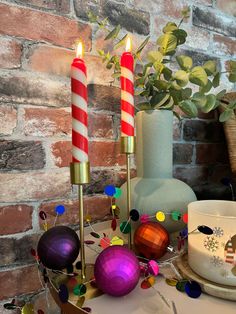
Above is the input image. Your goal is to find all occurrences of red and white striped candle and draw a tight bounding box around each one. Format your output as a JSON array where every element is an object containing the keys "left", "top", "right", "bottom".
[
  {"left": 120, "top": 37, "right": 135, "bottom": 137},
  {"left": 71, "top": 42, "right": 89, "bottom": 163}
]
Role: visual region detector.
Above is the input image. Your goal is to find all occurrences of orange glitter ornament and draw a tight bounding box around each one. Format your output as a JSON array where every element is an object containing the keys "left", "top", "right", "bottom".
[{"left": 134, "top": 222, "right": 170, "bottom": 259}]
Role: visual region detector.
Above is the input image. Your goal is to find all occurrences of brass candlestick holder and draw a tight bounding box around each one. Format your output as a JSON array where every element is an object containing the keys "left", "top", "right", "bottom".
[
  {"left": 70, "top": 161, "right": 90, "bottom": 280},
  {"left": 121, "top": 136, "right": 136, "bottom": 249}
]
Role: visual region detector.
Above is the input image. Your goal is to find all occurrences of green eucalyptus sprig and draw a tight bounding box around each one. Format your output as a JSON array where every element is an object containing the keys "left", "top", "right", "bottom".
[{"left": 88, "top": 9, "right": 236, "bottom": 121}]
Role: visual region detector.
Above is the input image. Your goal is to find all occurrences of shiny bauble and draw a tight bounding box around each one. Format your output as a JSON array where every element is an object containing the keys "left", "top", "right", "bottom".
[
  {"left": 94, "top": 246, "right": 140, "bottom": 297},
  {"left": 37, "top": 226, "right": 80, "bottom": 270},
  {"left": 134, "top": 222, "right": 170, "bottom": 259}
]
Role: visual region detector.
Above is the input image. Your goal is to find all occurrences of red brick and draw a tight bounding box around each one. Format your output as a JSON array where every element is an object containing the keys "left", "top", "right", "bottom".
[
  {"left": 213, "top": 34, "right": 236, "bottom": 56},
  {"left": 88, "top": 113, "right": 114, "bottom": 139},
  {"left": 23, "top": 107, "right": 71, "bottom": 137},
  {"left": 0, "top": 105, "right": 17, "bottom": 135},
  {"left": 0, "top": 37, "right": 22, "bottom": 69},
  {"left": 196, "top": 0, "right": 212, "bottom": 4},
  {"left": 173, "top": 143, "right": 193, "bottom": 164},
  {"left": 216, "top": 0, "right": 236, "bottom": 17},
  {"left": 185, "top": 27, "right": 211, "bottom": 51},
  {"left": 0, "top": 170, "right": 70, "bottom": 202},
  {"left": 27, "top": 45, "right": 113, "bottom": 84},
  {"left": 17, "top": 0, "right": 70, "bottom": 13},
  {"left": 51, "top": 140, "right": 71, "bottom": 167},
  {"left": 23, "top": 107, "right": 114, "bottom": 139},
  {"left": 161, "top": 0, "right": 189, "bottom": 18},
  {"left": 51, "top": 141, "right": 125, "bottom": 167},
  {"left": 39, "top": 194, "right": 111, "bottom": 228},
  {"left": 0, "top": 70, "right": 70, "bottom": 107},
  {"left": 0, "top": 265, "right": 41, "bottom": 300},
  {"left": 173, "top": 117, "right": 181, "bottom": 140},
  {"left": 174, "top": 166, "right": 209, "bottom": 186},
  {"left": 0, "top": 3, "right": 91, "bottom": 49},
  {"left": 90, "top": 141, "right": 125, "bottom": 167},
  {"left": 0, "top": 205, "right": 33, "bottom": 235},
  {"left": 196, "top": 143, "right": 228, "bottom": 164},
  {"left": 208, "top": 164, "right": 232, "bottom": 183}
]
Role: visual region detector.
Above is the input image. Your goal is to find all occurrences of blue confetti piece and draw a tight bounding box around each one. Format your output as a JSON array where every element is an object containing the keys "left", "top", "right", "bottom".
[
  {"left": 185, "top": 281, "right": 202, "bottom": 298},
  {"left": 55, "top": 205, "right": 65, "bottom": 215},
  {"left": 104, "top": 185, "right": 116, "bottom": 196}
]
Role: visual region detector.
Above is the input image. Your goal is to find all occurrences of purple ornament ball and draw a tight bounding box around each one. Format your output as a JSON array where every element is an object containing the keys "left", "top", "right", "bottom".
[
  {"left": 94, "top": 246, "right": 140, "bottom": 297},
  {"left": 37, "top": 226, "right": 80, "bottom": 270}
]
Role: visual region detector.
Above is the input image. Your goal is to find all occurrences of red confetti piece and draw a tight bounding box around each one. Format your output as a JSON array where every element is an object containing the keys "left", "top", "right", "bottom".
[
  {"left": 140, "top": 214, "right": 150, "bottom": 224},
  {"left": 39, "top": 211, "right": 47, "bottom": 220},
  {"left": 82, "top": 307, "right": 92, "bottom": 313},
  {"left": 177, "top": 237, "right": 182, "bottom": 251},
  {"left": 182, "top": 213, "right": 188, "bottom": 224},
  {"left": 68, "top": 277, "right": 78, "bottom": 288},
  {"left": 30, "top": 248, "right": 36, "bottom": 257},
  {"left": 100, "top": 237, "right": 111, "bottom": 249},
  {"left": 111, "top": 218, "right": 117, "bottom": 231},
  {"left": 84, "top": 240, "right": 95, "bottom": 245},
  {"left": 141, "top": 279, "right": 151, "bottom": 289}
]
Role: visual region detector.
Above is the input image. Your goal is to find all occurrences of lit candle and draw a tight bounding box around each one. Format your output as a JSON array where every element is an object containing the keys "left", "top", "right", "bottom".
[
  {"left": 71, "top": 41, "right": 89, "bottom": 162},
  {"left": 120, "top": 36, "right": 135, "bottom": 137}
]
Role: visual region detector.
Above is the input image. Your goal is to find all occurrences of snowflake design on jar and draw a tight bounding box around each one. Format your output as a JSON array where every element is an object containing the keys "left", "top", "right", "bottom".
[
  {"left": 210, "top": 255, "right": 224, "bottom": 267},
  {"left": 213, "top": 227, "right": 224, "bottom": 238},
  {"left": 204, "top": 236, "right": 219, "bottom": 252}
]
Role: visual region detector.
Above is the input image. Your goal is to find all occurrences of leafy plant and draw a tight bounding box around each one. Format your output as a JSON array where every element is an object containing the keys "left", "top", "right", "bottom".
[{"left": 88, "top": 9, "right": 236, "bottom": 121}]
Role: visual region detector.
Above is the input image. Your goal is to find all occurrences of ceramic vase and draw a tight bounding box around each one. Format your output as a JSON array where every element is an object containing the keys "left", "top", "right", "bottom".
[{"left": 117, "top": 110, "right": 197, "bottom": 233}]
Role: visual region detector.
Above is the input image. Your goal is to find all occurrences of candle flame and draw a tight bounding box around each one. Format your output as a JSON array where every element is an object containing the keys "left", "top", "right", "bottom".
[
  {"left": 76, "top": 41, "right": 83, "bottom": 58},
  {"left": 126, "top": 36, "right": 132, "bottom": 52}
]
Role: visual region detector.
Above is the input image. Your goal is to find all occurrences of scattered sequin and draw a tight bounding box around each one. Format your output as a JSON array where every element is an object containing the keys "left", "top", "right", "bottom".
[
  {"left": 176, "top": 280, "right": 188, "bottom": 292},
  {"left": 73, "top": 284, "right": 87, "bottom": 296},
  {"left": 104, "top": 185, "right": 116, "bottom": 196},
  {"left": 198, "top": 225, "right": 213, "bottom": 235},
  {"left": 156, "top": 211, "right": 165, "bottom": 222},
  {"left": 165, "top": 278, "right": 178, "bottom": 287},
  {"left": 58, "top": 284, "right": 69, "bottom": 303},
  {"left": 140, "top": 214, "right": 150, "bottom": 223},
  {"left": 114, "top": 187, "right": 122, "bottom": 199},
  {"left": 171, "top": 211, "right": 181, "bottom": 221},
  {"left": 55, "top": 205, "right": 65, "bottom": 215},
  {"left": 182, "top": 213, "right": 188, "bottom": 224},
  {"left": 148, "top": 260, "right": 159, "bottom": 276},
  {"left": 82, "top": 307, "right": 92, "bottom": 313},
  {"left": 100, "top": 237, "right": 111, "bottom": 249},
  {"left": 39, "top": 211, "right": 47, "bottom": 220},
  {"left": 185, "top": 281, "right": 202, "bottom": 298},
  {"left": 130, "top": 209, "right": 140, "bottom": 222},
  {"left": 90, "top": 232, "right": 100, "bottom": 239},
  {"left": 111, "top": 236, "right": 124, "bottom": 246},
  {"left": 120, "top": 221, "right": 131, "bottom": 234},
  {"left": 111, "top": 218, "right": 117, "bottom": 231}
]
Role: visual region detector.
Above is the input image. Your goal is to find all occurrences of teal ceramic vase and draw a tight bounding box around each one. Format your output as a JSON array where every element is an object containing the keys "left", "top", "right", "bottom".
[{"left": 117, "top": 110, "right": 197, "bottom": 233}]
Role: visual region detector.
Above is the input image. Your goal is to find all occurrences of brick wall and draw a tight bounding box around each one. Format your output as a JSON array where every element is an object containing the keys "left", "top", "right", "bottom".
[{"left": 0, "top": 0, "right": 235, "bottom": 310}]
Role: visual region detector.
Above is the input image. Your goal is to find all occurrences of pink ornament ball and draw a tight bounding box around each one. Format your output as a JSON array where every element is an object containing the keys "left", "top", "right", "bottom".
[{"left": 94, "top": 246, "right": 140, "bottom": 297}]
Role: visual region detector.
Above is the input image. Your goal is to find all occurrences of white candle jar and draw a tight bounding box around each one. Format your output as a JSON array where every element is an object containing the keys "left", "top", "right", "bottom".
[{"left": 188, "top": 200, "right": 236, "bottom": 286}]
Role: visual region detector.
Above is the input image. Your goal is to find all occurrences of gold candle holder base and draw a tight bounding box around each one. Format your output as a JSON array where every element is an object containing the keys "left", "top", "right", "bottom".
[
  {"left": 48, "top": 264, "right": 102, "bottom": 314},
  {"left": 70, "top": 162, "right": 90, "bottom": 185},
  {"left": 121, "top": 136, "right": 136, "bottom": 249},
  {"left": 70, "top": 161, "right": 90, "bottom": 281},
  {"left": 121, "top": 136, "right": 136, "bottom": 154}
]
